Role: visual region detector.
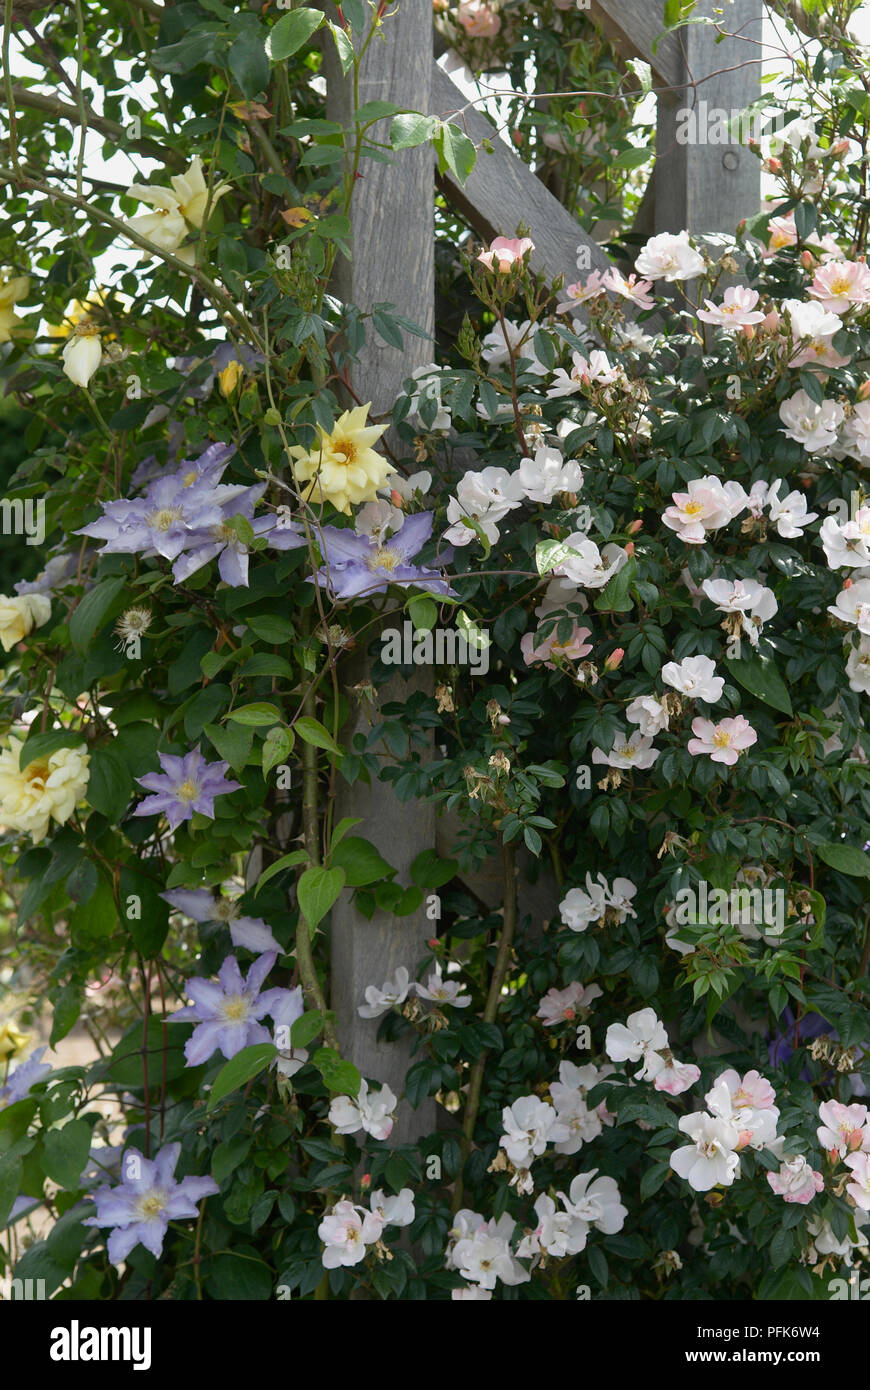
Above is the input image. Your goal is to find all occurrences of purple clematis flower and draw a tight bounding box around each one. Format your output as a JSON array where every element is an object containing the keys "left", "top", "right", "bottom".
[
  {"left": 312, "top": 511, "right": 454, "bottom": 600},
  {"left": 170, "top": 482, "right": 270, "bottom": 587},
  {"left": 133, "top": 747, "right": 241, "bottom": 831},
  {"left": 161, "top": 886, "right": 282, "bottom": 954},
  {"left": 0, "top": 1046, "right": 51, "bottom": 1108},
  {"left": 82, "top": 1141, "right": 218, "bottom": 1265},
  {"left": 77, "top": 443, "right": 249, "bottom": 565},
  {"left": 169, "top": 951, "right": 294, "bottom": 1066}
]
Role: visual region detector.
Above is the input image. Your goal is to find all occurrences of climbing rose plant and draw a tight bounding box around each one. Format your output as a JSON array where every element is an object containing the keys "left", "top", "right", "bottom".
[{"left": 1, "top": 0, "right": 870, "bottom": 1302}]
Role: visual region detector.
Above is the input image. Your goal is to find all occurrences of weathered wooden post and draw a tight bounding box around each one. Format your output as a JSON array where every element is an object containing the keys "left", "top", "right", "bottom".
[
  {"left": 654, "top": 0, "right": 763, "bottom": 234},
  {"left": 323, "top": 0, "right": 437, "bottom": 1139}
]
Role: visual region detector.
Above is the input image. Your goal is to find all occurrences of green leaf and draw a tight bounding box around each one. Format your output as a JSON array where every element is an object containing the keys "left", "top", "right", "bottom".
[
  {"left": 408, "top": 594, "right": 437, "bottom": 632},
  {"left": 723, "top": 654, "right": 793, "bottom": 716},
  {"left": 254, "top": 849, "right": 307, "bottom": 895},
  {"left": 295, "top": 716, "right": 343, "bottom": 759},
  {"left": 410, "top": 849, "right": 457, "bottom": 890},
  {"left": 119, "top": 864, "right": 170, "bottom": 957},
  {"left": 330, "top": 816, "right": 362, "bottom": 849},
  {"left": 87, "top": 745, "right": 134, "bottom": 821},
  {"left": 311, "top": 1047, "right": 361, "bottom": 1096},
  {"left": 298, "top": 866, "right": 345, "bottom": 929},
  {"left": 245, "top": 613, "right": 295, "bottom": 644},
  {"left": 208, "top": 1043, "right": 277, "bottom": 1110},
  {"left": 331, "top": 836, "right": 394, "bottom": 886},
  {"left": 0, "top": 1152, "right": 23, "bottom": 1227},
  {"left": 69, "top": 576, "right": 127, "bottom": 652},
  {"left": 262, "top": 725, "right": 294, "bottom": 774},
  {"left": 817, "top": 841, "right": 870, "bottom": 879},
  {"left": 434, "top": 121, "right": 476, "bottom": 184},
  {"left": 390, "top": 112, "right": 437, "bottom": 149},
  {"left": 43, "top": 1119, "right": 91, "bottom": 1190},
  {"left": 594, "top": 557, "right": 637, "bottom": 613},
  {"left": 226, "top": 702, "right": 282, "bottom": 728},
  {"left": 205, "top": 720, "right": 254, "bottom": 774},
  {"left": 228, "top": 31, "right": 270, "bottom": 97},
  {"left": 328, "top": 20, "right": 354, "bottom": 74},
  {"left": 208, "top": 1252, "right": 273, "bottom": 1300},
  {"left": 267, "top": 8, "right": 323, "bottom": 61},
  {"left": 289, "top": 1010, "right": 323, "bottom": 1048}
]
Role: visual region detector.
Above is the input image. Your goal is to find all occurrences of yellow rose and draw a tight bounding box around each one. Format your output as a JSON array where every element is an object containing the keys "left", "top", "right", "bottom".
[
  {"left": 289, "top": 404, "right": 395, "bottom": 515},
  {"left": 0, "top": 274, "right": 29, "bottom": 343},
  {"left": 0, "top": 1021, "right": 30, "bottom": 1061},
  {"left": 0, "top": 593, "right": 51, "bottom": 651},
  {"left": 169, "top": 156, "right": 231, "bottom": 230},
  {"left": 0, "top": 736, "right": 90, "bottom": 843},
  {"left": 61, "top": 327, "right": 102, "bottom": 389}
]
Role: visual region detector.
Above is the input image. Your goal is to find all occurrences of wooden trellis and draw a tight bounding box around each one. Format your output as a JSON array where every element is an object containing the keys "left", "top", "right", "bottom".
[{"left": 324, "top": 0, "right": 764, "bottom": 1137}]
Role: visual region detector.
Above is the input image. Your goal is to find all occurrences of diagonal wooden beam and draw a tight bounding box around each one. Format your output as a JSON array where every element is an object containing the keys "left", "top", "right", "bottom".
[
  {"left": 431, "top": 59, "right": 613, "bottom": 293},
  {"left": 591, "top": 0, "right": 685, "bottom": 90}
]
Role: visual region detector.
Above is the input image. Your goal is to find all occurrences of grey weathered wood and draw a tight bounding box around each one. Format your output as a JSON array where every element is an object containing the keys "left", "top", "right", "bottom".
[
  {"left": 654, "top": 0, "right": 763, "bottom": 235},
  {"left": 323, "top": 0, "right": 437, "bottom": 1142},
  {"left": 591, "top": 0, "right": 685, "bottom": 90},
  {"left": 431, "top": 59, "right": 612, "bottom": 291}
]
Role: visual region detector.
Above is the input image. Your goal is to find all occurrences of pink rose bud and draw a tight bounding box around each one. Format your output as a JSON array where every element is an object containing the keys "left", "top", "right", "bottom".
[
  {"left": 360, "top": 1172, "right": 371, "bottom": 1188},
  {"left": 604, "top": 648, "right": 624, "bottom": 672},
  {"left": 627, "top": 519, "right": 643, "bottom": 535},
  {"left": 390, "top": 489, "right": 406, "bottom": 508},
  {"left": 800, "top": 250, "right": 815, "bottom": 270},
  {"left": 768, "top": 157, "right": 782, "bottom": 174},
  {"left": 428, "top": 937, "right": 439, "bottom": 949},
  {"left": 761, "top": 308, "right": 780, "bottom": 332},
  {"left": 857, "top": 380, "right": 870, "bottom": 401},
  {"left": 740, "top": 324, "right": 756, "bottom": 339},
  {"left": 624, "top": 541, "right": 635, "bottom": 558},
  {"left": 849, "top": 1128, "right": 865, "bottom": 1151},
  {"left": 512, "top": 131, "right": 524, "bottom": 147},
  {"left": 844, "top": 577, "right": 854, "bottom": 589}
]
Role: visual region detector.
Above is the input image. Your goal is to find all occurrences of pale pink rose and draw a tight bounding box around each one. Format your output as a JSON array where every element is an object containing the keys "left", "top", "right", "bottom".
[
  {"left": 716, "top": 1068, "right": 777, "bottom": 1112},
  {"left": 654, "top": 1059, "right": 700, "bottom": 1096},
  {"left": 763, "top": 212, "right": 798, "bottom": 257},
  {"left": 697, "top": 285, "right": 766, "bottom": 329},
  {"left": 808, "top": 259, "right": 870, "bottom": 315},
  {"left": 844, "top": 1152, "right": 870, "bottom": 1211},
  {"left": 556, "top": 270, "right": 607, "bottom": 313},
  {"left": 602, "top": 268, "right": 655, "bottom": 311},
  {"left": 536, "top": 981, "right": 602, "bottom": 1027},
  {"left": 687, "top": 716, "right": 758, "bottom": 765},
  {"left": 767, "top": 1157, "right": 824, "bottom": 1205},
  {"left": 457, "top": 0, "right": 501, "bottom": 36},
  {"left": 521, "top": 622, "right": 592, "bottom": 669},
  {"left": 478, "top": 235, "right": 534, "bottom": 273},
  {"left": 817, "top": 1099, "right": 869, "bottom": 1158}
]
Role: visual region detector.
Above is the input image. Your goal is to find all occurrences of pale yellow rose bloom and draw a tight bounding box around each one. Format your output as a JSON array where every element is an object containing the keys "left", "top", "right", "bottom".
[
  {"left": 0, "top": 593, "right": 51, "bottom": 651},
  {"left": 0, "top": 736, "right": 90, "bottom": 843},
  {"left": 61, "top": 328, "right": 102, "bottom": 388},
  {"left": 289, "top": 404, "right": 395, "bottom": 515},
  {"left": 170, "top": 156, "right": 231, "bottom": 229},
  {"left": 0, "top": 274, "right": 29, "bottom": 343},
  {"left": 125, "top": 184, "right": 188, "bottom": 254},
  {"left": 0, "top": 1021, "right": 30, "bottom": 1062}
]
